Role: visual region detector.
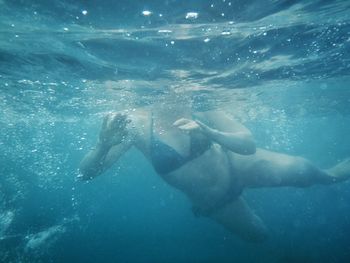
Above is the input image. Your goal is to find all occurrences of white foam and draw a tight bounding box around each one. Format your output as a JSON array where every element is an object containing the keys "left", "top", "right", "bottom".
[
  {"left": 25, "top": 224, "right": 66, "bottom": 251},
  {"left": 0, "top": 211, "right": 14, "bottom": 236}
]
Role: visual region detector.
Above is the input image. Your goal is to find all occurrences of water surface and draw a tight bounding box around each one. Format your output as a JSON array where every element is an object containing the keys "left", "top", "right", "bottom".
[{"left": 1, "top": 0, "right": 350, "bottom": 262}]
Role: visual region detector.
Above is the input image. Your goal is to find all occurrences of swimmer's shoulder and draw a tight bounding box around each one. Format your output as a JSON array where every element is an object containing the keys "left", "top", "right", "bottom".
[
  {"left": 122, "top": 108, "right": 150, "bottom": 120},
  {"left": 123, "top": 108, "right": 151, "bottom": 131},
  {"left": 195, "top": 110, "right": 233, "bottom": 124},
  {"left": 196, "top": 109, "right": 225, "bottom": 118},
  {"left": 195, "top": 110, "right": 250, "bottom": 133}
]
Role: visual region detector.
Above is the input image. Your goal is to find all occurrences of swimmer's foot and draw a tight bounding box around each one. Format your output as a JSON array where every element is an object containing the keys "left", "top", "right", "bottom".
[{"left": 328, "top": 158, "right": 350, "bottom": 182}]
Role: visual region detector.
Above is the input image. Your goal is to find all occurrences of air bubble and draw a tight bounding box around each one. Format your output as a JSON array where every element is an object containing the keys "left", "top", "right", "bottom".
[
  {"left": 185, "top": 12, "right": 198, "bottom": 19},
  {"left": 142, "top": 10, "right": 152, "bottom": 16}
]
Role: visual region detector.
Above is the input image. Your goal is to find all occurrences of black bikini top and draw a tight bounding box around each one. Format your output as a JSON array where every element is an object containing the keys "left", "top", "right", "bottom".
[{"left": 150, "top": 114, "right": 211, "bottom": 174}]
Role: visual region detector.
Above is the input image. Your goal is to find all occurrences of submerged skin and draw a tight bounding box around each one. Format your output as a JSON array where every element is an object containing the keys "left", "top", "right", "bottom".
[{"left": 79, "top": 109, "right": 350, "bottom": 242}]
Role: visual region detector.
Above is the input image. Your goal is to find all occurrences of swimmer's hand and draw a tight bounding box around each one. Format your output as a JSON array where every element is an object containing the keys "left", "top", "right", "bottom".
[
  {"left": 174, "top": 118, "right": 213, "bottom": 135},
  {"left": 99, "top": 112, "right": 130, "bottom": 148},
  {"left": 173, "top": 118, "right": 202, "bottom": 132}
]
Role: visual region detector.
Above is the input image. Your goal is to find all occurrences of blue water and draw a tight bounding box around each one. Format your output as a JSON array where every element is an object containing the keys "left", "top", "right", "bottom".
[{"left": 1, "top": 0, "right": 350, "bottom": 262}]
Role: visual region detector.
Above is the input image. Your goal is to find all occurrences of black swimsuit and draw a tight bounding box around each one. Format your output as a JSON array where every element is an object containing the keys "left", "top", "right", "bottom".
[
  {"left": 149, "top": 114, "right": 242, "bottom": 216},
  {"left": 150, "top": 114, "right": 211, "bottom": 175}
]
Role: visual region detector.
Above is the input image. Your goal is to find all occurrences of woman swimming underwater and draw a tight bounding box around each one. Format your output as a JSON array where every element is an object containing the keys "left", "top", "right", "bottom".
[{"left": 79, "top": 108, "right": 350, "bottom": 242}]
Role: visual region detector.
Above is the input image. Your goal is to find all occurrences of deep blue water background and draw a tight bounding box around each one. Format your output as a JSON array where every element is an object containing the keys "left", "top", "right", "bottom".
[{"left": 1, "top": 0, "right": 350, "bottom": 262}]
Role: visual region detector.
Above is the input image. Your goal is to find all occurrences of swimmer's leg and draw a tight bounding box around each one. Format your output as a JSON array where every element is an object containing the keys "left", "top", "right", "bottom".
[
  {"left": 276, "top": 157, "right": 350, "bottom": 187},
  {"left": 209, "top": 197, "right": 268, "bottom": 242},
  {"left": 245, "top": 151, "right": 350, "bottom": 188},
  {"left": 327, "top": 158, "right": 350, "bottom": 183}
]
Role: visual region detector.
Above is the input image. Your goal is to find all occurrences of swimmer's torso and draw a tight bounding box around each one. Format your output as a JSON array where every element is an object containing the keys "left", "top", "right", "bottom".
[{"left": 127, "top": 110, "right": 241, "bottom": 209}]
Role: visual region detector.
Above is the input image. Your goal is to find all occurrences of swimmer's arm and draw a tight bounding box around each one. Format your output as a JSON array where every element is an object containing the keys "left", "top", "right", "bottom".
[
  {"left": 79, "top": 140, "right": 133, "bottom": 180},
  {"left": 79, "top": 112, "right": 135, "bottom": 180},
  {"left": 174, "top": 114, "right": 256, "bottom": 155},
  {"left": 197, "top": 112, "right": 256, "bottom": 155},
  {"left": 200, "top": 124, "right": 256, "bottom": 155}
]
